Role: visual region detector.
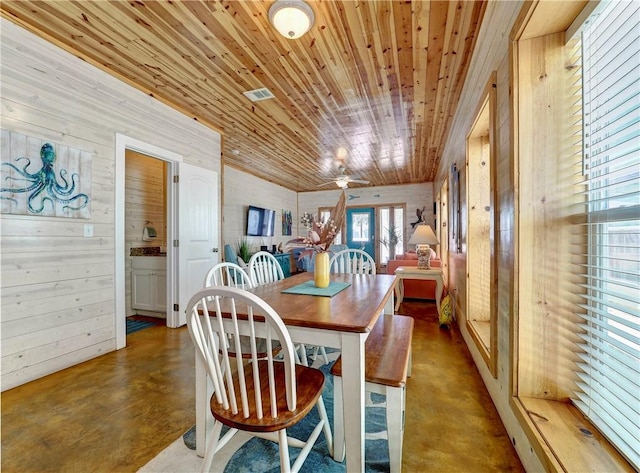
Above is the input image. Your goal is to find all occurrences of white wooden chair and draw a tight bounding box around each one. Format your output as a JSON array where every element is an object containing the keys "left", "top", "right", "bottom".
[
  {"left": 322, "top": 248, "right": 378, "bottom": 365},
  {"left": 248, "top": 251, "right": 285, "bottom": 287},
  {"left": 185, "top": 286, "right": 333, "bottom": 473},
  {"left": 248, "top": 251, "right": 328, "bottom": 365},
  {"left": 205, "top": 262, "right": 269, "bottom": 358},
  {"left": 204, "top": 262, "right": 253, "bottom": 290},
  {"left": 329, "top": 248, "right": 377, "bottom": 275}
]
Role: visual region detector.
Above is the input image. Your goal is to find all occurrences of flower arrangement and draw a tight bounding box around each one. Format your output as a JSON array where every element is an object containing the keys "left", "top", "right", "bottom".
[{"left": 287, "top": 191, "right": 346, "bottom": 258}]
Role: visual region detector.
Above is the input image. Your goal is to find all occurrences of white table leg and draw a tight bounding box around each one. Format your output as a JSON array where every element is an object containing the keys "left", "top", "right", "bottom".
[
  {"left": 434, "top": 276, "right": 444, "bottom": 316},
  {"left": 195, "top": 351, "right": 207, "bottom": 457},
  {"left": 386, "top": 286, "right": 396, "bottom": 315},
  {"left": 339, "top": 332, "right": 366, "bottom": 473},
  {"left": 332, "top": 375, "right": 345, "bottom": 462},
  {"left": 394, "top": 276, "right": 404, "bottom": 312}
]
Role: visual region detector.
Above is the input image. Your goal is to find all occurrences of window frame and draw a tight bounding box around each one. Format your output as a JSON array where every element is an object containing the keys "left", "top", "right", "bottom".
[
  {"left": 509, "top": 1, "right": 636, "bottom": 470},
  {"left": 465, "top": 72, "right": 499, "bottom": 377}
]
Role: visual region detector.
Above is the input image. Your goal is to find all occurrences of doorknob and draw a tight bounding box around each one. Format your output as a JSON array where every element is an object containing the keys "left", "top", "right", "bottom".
[{"left": 212, "top": 248, "right": 219, "bottom": 253}]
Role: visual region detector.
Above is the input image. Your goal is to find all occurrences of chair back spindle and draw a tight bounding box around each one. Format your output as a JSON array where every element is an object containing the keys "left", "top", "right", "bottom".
[
  {"left": 329, "top": 248, "right": 376, "bottom": 275},
  {"left": 205, "top": 262, "right": 253, "bottom": 289},
  {"left": 186, "top": 287, "right": 297, "bottom": 418},
  {"left": 248, "top": 251, "right": 285, "bottom": 286}
]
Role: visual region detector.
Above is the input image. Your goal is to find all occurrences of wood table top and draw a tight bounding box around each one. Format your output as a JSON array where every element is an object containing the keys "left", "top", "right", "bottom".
[{"left": 248, "top": 272, "right": 397, "bottom": 333}]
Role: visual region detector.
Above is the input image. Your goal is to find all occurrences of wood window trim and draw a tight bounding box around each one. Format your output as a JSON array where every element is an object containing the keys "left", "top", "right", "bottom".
[
  {"left": 465, "top": 72, "right": 498, "bottom": 378},
  {"left": 510, "top": 1, "right": 634, "bottom": 471},
  {"left": 510, "top": 397, "right": 632, "bottom": 472}
]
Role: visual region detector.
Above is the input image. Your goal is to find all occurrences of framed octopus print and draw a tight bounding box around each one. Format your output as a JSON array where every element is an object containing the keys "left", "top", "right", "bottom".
[{"left": 0, "top": 130, "right": 91, "bottom": 218}]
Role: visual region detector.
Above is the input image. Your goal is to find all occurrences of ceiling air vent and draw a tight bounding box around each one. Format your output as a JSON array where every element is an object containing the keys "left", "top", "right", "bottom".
[{"left": 243, "top": 87, "right": 275, "bottom": 102}]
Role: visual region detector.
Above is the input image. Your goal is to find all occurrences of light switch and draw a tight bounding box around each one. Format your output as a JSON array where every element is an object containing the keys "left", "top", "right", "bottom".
[{"left": 83, "top": 224, "right": 94, "bottom": 238}]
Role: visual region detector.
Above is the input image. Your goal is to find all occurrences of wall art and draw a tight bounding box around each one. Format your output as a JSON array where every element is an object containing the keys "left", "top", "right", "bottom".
[
  {"left": 1, "top": 130, "right": 91, "bottom": 218},
  {"left": 282, "top": 209, "right": 292, "bottom": 236}
]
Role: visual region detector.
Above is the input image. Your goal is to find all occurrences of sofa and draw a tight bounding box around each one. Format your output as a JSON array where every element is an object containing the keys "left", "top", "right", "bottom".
[{"left": 386, "top": 250, "right": 443, "bottom": 300}]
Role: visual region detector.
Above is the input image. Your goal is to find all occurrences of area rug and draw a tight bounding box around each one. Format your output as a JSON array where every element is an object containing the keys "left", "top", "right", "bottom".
[
  {"left": 126, "top": 316, "right": 161, "bottom": 335},
  {"left": 139, "top": 350, "right": 391, "bottom": 473}
]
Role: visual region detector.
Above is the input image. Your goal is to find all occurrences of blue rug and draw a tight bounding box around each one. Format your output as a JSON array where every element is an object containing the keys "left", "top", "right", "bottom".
[
  {"left": 183, "top": 357, "right": 390, "bottom": 472},
  {"left": 126, "top": 317, "right": 159, "bottom": 335}
]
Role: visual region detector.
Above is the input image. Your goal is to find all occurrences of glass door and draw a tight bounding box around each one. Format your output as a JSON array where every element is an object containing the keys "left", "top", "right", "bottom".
[
  {"left": 346, "top": 207, "right": 375, "bottom": 258},
  {"left": 379, "top": 206, "right": 404, "bottom": 265}
]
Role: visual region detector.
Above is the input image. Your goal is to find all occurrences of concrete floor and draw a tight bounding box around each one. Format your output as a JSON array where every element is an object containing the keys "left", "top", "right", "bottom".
[{"left": 1, "top": 299, "right": 524, "bottom": 472}]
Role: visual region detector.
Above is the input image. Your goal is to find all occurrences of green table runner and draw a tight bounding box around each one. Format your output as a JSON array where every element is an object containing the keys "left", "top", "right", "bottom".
[{"left": 281, "top": 280, "right": 351, "bottom": 297}]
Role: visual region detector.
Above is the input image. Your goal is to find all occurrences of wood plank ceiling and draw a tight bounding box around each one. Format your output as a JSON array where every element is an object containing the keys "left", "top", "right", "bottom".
[{"left": 1, "top": 1, "right": 487, "bottom": 192}]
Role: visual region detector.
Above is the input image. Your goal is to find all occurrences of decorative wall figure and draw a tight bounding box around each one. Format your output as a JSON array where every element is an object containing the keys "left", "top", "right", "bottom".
[
  {"left": 282, "top": 209, "right": 292, "bottom": 236},
  {"left": 411, "top": 206, "right": 426, "bottom": 228},
  {"left": 1, "top": 130, "right": 91, "bottom": 218}
]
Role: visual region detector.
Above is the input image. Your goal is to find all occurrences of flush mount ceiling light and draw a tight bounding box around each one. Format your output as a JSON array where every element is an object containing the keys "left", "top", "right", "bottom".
[{"left": 269, "top": 0, "right": 315, "bottom": 39}]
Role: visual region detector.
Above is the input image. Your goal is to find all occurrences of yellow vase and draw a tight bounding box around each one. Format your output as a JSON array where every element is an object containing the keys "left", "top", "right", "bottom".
[{"left": 314, "top": 252, "right": 330, "bottom": 288}]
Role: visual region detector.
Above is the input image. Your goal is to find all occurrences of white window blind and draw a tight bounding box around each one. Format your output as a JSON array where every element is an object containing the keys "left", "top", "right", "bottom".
[{"left": 573, "top": 0, "right": 640, "bottom": 469}]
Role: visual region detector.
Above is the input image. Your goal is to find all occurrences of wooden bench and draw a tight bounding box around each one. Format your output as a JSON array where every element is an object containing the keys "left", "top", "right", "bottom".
[{"left": 331, "top": 314, "right": 414, "bottom": 473}]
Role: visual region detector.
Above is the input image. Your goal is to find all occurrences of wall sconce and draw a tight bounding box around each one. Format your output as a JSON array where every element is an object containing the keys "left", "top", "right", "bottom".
[
  {"left": 269, "top": 0, "right": 315, "bottom": 39},
  {"left": 408, "top": 224, "right": 439, "bottom": 269}
]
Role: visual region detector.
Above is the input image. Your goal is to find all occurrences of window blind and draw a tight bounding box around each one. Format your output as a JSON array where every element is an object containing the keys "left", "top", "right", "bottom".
[{"left": 572, "top": 1, "right": 640, "bottom": 469}]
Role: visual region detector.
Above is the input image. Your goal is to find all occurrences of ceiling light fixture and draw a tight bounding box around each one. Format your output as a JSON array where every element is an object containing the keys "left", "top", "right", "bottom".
[{"left": 269, "top": 0, "right": 315, "bottom": 39}]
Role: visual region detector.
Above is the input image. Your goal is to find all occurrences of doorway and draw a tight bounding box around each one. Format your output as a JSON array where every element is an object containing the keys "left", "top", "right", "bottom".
[
  {"left": 115, "top": 134, "right": 220, "bottom": 350},
  {"left": 115, "top": 135, "right": 181, "bottom": 349},
  {"left": 378, "top": 206, "right": 404, "bottom": 265},
  {"left": 125, "top": 151, "right": 168, "bottom": 328},
  {"left": 346, "top": 207, "right": 375, "bottom": 257}
]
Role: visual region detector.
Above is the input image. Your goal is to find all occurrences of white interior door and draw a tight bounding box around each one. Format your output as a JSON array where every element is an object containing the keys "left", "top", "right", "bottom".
[{"left": 176, "top": 163, "right": 218, "bottom": 327}]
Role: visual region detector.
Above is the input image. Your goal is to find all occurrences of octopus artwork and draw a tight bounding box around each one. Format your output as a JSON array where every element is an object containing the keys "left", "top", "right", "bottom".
[{"left": 1, "top": 142, "right": 89, "bottom": 215}]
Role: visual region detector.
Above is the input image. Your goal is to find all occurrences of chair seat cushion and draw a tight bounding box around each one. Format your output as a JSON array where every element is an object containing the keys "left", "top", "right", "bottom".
[{"left": 210, "top": 361, "right": 325, "bottom": 433}]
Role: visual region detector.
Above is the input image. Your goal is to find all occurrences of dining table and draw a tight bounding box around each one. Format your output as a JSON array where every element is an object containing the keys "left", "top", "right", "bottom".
[{"left": 194, "top": 271, "right": 397, "bottom": 473}]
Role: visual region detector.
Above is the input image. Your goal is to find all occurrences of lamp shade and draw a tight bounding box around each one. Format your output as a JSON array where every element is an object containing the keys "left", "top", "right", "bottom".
[
  {"left": 408, "top": 224, "right": 439, "bottom": 246},
  {"left": 269, "top": 0, "right": 315, "bottom": 39}
]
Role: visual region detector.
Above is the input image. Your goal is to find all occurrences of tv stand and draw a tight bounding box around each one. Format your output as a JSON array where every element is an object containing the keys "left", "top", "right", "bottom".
[{"left": 272, "top": 252, "right": 292, "bottom": 277}]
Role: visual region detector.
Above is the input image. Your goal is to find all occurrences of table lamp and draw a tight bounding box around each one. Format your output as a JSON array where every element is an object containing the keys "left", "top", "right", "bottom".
[{"left": 408, "top": 224, "right": 439, "bottom": 269}]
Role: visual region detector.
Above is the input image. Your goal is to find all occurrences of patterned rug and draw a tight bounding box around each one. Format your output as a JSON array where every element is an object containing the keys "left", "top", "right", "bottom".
[
  {"left": 181, "top": 351, "right": 391, "bottom": 473},
  {"left": 126, "top": 316, "right": 162, "bottom": 335}
]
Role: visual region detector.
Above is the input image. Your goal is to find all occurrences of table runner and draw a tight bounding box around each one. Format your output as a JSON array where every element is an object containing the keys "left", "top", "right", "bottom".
[{"left": 281, "top": 280, "right": 351, "bottom": 297}]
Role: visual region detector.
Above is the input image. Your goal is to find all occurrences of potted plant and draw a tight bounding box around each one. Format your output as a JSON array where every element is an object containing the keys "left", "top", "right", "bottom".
[
  {"left": 237, "top": 237, "right": 252, "bottom": 263},
  {"left": 381, "top": 224, "right": 402, "bottom": 261}
]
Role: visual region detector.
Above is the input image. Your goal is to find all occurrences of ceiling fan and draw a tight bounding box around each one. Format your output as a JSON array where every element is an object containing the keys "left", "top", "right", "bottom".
[{"left": 318, "top": 166, "right": 370, "bottom": 189}]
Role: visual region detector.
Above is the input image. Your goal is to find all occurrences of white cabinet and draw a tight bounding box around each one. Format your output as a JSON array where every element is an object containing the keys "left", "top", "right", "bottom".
[{"left": 131, "top": 257, "right": 166, "bottom": 313}]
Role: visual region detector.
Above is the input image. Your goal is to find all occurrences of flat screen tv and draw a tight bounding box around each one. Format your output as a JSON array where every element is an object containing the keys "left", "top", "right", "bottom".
[{"left": 246, "top": 205, "right": 276, "bottom": 237}]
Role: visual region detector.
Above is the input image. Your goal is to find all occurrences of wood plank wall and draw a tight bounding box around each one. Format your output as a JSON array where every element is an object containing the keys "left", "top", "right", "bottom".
[
  {"left": 223, "top": 169, "right": 434, "bottom": 267},
  {"left": 222, "top": 166, "right": 297, "bottom": 256},
  {"left": 433, "top": 1, "right": 546, "bottom": 471},
  {"left": 298, "top": 183, "right": 434, "bottom": 252},
  {"left": 0, "top": 19, "right": 221, "bottom": 391}
]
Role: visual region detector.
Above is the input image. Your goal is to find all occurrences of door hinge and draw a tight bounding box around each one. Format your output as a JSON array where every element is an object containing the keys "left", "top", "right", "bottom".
[
  {"left": 173, "top": 175, "right": 179, "bottom": 183},
  {"left": 173, "top": 303, "right": 179, "bottom": 312},
  {"left": 173, "top": 240, "right": 179, "bottom": 247}
]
